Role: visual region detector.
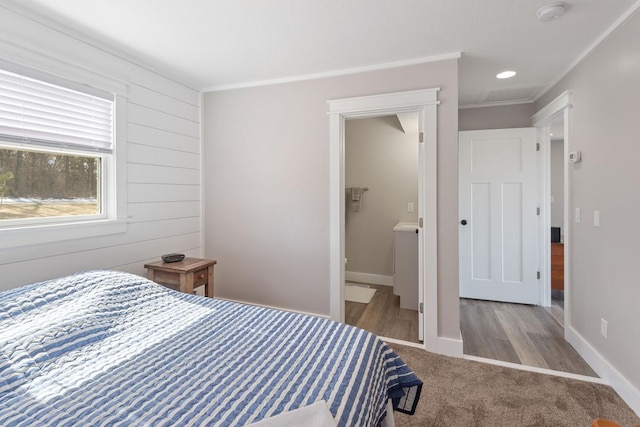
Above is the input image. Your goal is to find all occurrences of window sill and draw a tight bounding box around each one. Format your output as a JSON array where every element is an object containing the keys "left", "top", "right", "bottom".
[{"left": 0, "top": 218, "right": 128, "bottom": 250}]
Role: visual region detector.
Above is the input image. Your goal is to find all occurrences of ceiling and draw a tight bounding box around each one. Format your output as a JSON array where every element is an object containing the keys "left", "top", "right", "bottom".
[{"left": 7, "top": 0, "right": 639, "bottom": 107}]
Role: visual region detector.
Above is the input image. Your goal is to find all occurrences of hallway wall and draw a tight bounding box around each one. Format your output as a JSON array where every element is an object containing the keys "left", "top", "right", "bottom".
[{"left": 536, "top": 9, "right": 640, "bottom": 413}]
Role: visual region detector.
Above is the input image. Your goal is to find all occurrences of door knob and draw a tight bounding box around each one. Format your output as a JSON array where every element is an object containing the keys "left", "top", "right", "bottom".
[{"left": 460, "top": 219, "right": 468, "bottom": 225}]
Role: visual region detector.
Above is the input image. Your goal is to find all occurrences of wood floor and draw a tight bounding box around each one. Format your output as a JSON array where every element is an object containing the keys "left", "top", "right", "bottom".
[
  {"left": 346, "top": 284, "right": 596, "bottom": 378},
  {"left": 460, "top": 296, "right": 597, "bottom": 377},
  {"left": 345, "top": 284, "right": 421, "bottom": 344}
]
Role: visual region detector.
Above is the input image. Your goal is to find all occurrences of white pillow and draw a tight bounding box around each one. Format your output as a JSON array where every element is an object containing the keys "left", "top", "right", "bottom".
[{"left": 247, "top": 400, "right": 336, "bottom": 427}]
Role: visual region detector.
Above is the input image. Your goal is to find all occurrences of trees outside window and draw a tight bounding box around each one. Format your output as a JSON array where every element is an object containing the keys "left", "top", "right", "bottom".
[{"left": 0, "top": 148, "right": 100, "bottom": 220}]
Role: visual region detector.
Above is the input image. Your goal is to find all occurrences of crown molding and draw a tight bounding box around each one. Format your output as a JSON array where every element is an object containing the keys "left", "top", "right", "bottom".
[
  {"left": 459, "top": 99, "right": 534, "bottom": 110},
  {"left": 534, "top": 0, "right": 640, "bottom": 103},
  {"left": 204, "top": 52, "right": 461, "bottom": 92}
]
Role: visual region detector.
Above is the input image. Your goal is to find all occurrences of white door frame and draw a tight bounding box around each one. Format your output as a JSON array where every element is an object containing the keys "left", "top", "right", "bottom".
[
  {"left": 532, "top": 91, "right": 572, "bottom": 332},
  {"left": 328, "top": 88, "right": 440, "bottom": 350}
]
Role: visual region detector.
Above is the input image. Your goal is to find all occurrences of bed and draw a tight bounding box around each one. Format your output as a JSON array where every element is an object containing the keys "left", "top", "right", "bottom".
[{"left": 0, "top": 270, "right": 421, "bottom": 426}]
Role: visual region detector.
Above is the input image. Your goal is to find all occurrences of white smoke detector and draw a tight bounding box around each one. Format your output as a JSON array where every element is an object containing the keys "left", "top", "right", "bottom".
[{"left": 537, "top": 2, "right": 567, "bottom": 22}]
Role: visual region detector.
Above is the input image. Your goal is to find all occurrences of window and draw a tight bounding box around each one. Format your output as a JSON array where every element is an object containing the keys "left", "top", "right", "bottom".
[
  {"left": 0, "top": 149, "right": 101, "bottom": 220},
  {"left": 0, "top": 65, "right": 126, "bottom": 247}
]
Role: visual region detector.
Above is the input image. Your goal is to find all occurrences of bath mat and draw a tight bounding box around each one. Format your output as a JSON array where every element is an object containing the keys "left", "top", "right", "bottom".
[{"left": 345, "top": 284, "right": 376, "bottom": 304}]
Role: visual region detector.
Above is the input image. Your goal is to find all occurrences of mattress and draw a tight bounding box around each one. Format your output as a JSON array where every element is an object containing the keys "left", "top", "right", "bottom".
[{"left": 0, "top": 270, "right": 422, "bottom": 426}]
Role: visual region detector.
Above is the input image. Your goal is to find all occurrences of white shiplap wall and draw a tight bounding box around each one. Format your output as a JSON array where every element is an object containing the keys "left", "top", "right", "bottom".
[{"left": 0, "top": 3, "right": 202, "bottom": 290}]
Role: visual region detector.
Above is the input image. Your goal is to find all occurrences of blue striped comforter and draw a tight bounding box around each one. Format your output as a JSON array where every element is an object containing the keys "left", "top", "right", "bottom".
[{"left": 0, "top": 271, "right": 422, "bottom": 426}]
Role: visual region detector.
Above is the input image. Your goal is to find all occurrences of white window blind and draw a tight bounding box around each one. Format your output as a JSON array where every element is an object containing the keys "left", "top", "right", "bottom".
[{"left": 0, "top": 69, "right": 113, "bottom": 153}]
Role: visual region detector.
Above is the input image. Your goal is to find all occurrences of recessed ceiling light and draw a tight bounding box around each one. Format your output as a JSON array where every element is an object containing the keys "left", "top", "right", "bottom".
[
  {"left": 537, "top": 2, "right": 567, "bottom": 22},
  {"left": 496, "top": 71, "right": 516, "bottom": 79}
]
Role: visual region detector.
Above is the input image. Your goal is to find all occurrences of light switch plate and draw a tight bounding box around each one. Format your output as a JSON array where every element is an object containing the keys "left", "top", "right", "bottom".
[
  {"left": 575, "top": 207, "right": 581, "bottom": 223},
  {"left": 594, "top": 210, "right": 600, "bottom": 227}
]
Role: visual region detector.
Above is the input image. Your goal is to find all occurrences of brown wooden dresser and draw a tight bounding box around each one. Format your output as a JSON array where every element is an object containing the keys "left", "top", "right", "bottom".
[{"left": 551, "top": 243, "right": 564, "bottom": 290}]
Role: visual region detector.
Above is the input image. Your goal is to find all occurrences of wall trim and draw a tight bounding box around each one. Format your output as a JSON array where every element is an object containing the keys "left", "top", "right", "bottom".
[
  {"left": 345, "top": 271, "right": 393, "bottom": 286},
  {"left": 458, "top": 99, "right": 534, "bottom": 110},
  {"left": 532, "top": 91, "right": 572, "bottom": 318},
  {"left": 328, "top": 88, "right": 440, "bottom": 115},
  {"left": 531, "top": 90, "right": 572, "bottom": 125},
  {"left": 426, "top": 336, "right": 463, "bottom": 357},
  {"left": 463, "top": 354, "right": 608, "bottom": 385},
  {"left": 381, "top": 335, "right": 463, "bottom": 358},
  {"left": 534, "top": 0, "right": 640, "bottom": 103},
  {"left": 566, "top": 326, "right": 640, "bottom": 416},
  {"left": 204, "top": 53, "right": 461, "bottom": 92},
  {"left": 380, "top": 336, "right": 425, "bottom": 349},
  {"left": 384, "top": 333, "right": 462, "bottom": 362}
]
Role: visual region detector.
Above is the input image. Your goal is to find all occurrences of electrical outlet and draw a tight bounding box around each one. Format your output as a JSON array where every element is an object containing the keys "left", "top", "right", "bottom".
[
  {"left": 601, "top": 318, "right": 608, "bottom": 339},
  {"left": 408, "top": 202, "right": 414, "bottom": 212}
]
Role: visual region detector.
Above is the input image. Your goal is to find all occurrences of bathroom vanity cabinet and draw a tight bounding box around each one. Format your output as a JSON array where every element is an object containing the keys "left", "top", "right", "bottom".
[{"left": 393, "top": 222, "right": 419, "bottom": 311}]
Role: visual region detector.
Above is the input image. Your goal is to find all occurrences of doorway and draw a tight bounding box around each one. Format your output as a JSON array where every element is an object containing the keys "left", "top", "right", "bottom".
[
  {"left": 328, "top": 88, "right": 441, "bottom": 351},
  {"left": 546, "top": 114, "right": 566, "bottom": 327},
  {"left": 459, "top": 92, "right": 595, "bottom": 378},
  {"left": 532, "top": 90, "right": 572, "bottom": 332},
  {"left": 343, "top": 114, "right": 420, "bottom": 343}
]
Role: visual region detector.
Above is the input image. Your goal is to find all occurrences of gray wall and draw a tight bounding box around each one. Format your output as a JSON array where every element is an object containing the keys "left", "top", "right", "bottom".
[
  {"left": 550, "top": 140, "right": 565, "bottom": 232},
  {"left": 203, "top": 59, "right": 460, "bottom": 338},
  {"left": 536, "top": 10, "right": 640, "bottom": 396},
  {"left": 459, "top": 103, "right": 536, "bottom": 131},
  {"left": 345, "top": 116, "right": 419, "bottom": 278}
]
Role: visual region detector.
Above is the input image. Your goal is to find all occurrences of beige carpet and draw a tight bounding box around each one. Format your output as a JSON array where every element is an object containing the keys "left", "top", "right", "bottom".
[
  {"left": 344, "top": 283, "right": 376, "bottom": 304},
  {"left": 390, "top": 344, "right": 640, "bottom": 427}
]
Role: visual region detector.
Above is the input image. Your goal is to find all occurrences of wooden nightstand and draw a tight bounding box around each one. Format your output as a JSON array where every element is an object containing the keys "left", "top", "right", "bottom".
[{"left": 144, "top": 258, "right": 217, "bottom": 297}]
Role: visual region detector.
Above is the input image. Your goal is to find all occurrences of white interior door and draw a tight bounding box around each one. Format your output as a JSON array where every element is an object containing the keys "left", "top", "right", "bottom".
[{"left": 459, "top": 128, "right": 539, "bottom": 304}]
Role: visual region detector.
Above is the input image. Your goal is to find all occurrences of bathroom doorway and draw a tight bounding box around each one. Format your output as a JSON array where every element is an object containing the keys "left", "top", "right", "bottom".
[
  {"left": 328, "top": 88, "right": 441, "bottom": 352},
  {"left": 343, "top": 114, "right": 421, "bottom": 344}
]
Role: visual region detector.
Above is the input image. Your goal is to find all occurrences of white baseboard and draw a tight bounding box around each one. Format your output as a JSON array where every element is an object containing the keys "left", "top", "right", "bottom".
[
  {"left": 462, "top": 355, "right": 608, "bottom": 385},
  {"left": 566, "top": 326, "right": 640, "bottom": 417},
  {"left": 346, "top": 271, "right": 394, "bottom": 286},
  {"left": 216, "top": 297, "right": 331, "bottom": 320},
  {"left": 379, "top": 335, "right": 463, "bottom": 358},
  {"left": 426, "top": 335, "right": 463, "bottom": 358},
  {"left": 379, "top": 336, "right": 425, "bottom": 350}
]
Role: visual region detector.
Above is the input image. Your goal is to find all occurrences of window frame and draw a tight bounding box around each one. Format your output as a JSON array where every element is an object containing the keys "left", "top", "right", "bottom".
[
  {"left": 0, "top": 62, "right": 127, "bottom": 249},
  {"left": 0, "top": 144, "right": 107, "bottom": 226}
]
